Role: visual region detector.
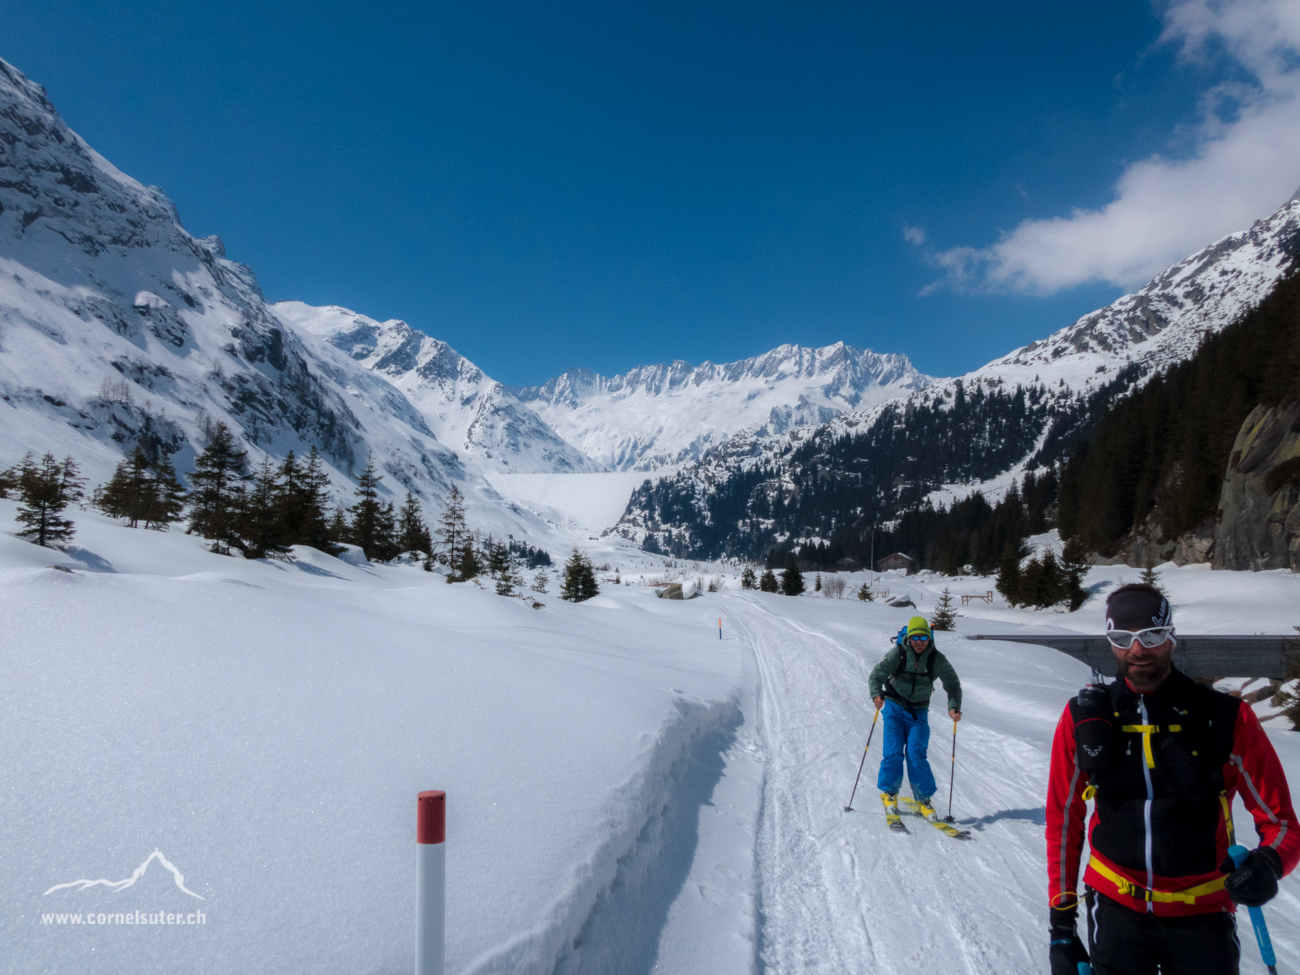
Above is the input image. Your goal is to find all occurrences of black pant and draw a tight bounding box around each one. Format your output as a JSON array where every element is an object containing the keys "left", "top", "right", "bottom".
[{"left": 1085, "top": 888, "right": 1240, "bottom": 975}]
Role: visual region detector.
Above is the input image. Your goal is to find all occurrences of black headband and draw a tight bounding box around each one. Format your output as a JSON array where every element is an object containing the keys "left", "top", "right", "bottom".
[{"left": 1105, "top": 585, "right": 1171, "bottom": 631}]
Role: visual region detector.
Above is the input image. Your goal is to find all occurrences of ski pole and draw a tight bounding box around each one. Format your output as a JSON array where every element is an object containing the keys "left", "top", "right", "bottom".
[
  {"left": 844, "top": 706, "right": 882, "bottom": 811},
  {"left": 1228, "top": 845, "right": 1279, "bottom": 975},
  {"left": 943, "top": 718, "right": 958, "bottom": 823}
]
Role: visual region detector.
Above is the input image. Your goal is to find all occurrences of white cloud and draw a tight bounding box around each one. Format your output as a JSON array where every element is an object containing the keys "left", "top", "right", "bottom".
[
  {"left": 928, "top": 0, "right": 1300, "bottom": 294},
  {"left": 903, "top": 226, "right": 927, "bottom": 246}
]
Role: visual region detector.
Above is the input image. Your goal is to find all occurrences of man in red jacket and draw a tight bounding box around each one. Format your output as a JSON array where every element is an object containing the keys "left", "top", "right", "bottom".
[{"left": 1045, "top": 583, "right": 1297, "bottom": 975}]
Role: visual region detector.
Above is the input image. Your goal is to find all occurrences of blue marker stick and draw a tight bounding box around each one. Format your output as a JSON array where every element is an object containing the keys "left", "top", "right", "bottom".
[{"left": 1228, "top": 844, "right": 1278, "bottom": 975}]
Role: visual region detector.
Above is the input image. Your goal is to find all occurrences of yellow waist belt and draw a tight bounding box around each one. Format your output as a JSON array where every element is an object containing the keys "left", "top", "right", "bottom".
[{"left": 1088, "top": 856, "right": 1226, "bottom": 905}]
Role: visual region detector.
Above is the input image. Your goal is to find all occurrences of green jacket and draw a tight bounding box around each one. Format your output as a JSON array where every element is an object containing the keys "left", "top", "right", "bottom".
[{"left": 869, "top": 641, "right": 962, "bottom": 713}]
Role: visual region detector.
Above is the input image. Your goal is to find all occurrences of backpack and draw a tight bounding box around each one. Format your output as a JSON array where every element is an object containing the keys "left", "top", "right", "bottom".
[{"left": 892, "top": 627, "right": 937, "bottom": 681}]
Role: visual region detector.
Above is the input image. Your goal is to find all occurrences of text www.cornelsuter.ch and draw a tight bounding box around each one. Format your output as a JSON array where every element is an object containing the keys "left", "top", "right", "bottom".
[{"left": 42, "top": 909, "right": 207, "bottom": 926}]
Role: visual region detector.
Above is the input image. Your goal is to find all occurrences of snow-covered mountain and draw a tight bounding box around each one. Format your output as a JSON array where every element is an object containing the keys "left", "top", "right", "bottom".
[
  {"left": 611, "top": 196, "right": 1300, "bottom": 554},
  {"left": 512, "top": 344, "right": 932, "bottom": 471},
  {"left": 0, "top": 57, "right": 538, "bottom": 532},
  {"left": 273, "top": 301, "right": 599, "bottom": 474}
]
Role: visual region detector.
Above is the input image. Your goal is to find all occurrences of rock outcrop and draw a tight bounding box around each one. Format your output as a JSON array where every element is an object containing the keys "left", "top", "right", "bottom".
[{"left": 1215, "top": 402, "right": 1300, "bottom": 570}]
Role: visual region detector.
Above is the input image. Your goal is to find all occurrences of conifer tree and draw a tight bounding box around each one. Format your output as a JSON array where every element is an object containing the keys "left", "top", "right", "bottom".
[
  {"left": 560, "top": 548, "right": 600, "bottom": 602},
  {"left": 740, "top": 566, "right": 757, "bottom": 590},
  {"left": 1061, "top": 539, "right": 1091, "bottom": 612},
  {"left": 0, "top": 460, "right": 18, "bottom": 498},
  {"left": 759, "top": 569, "right": 779, "bottom": 592},
  {"left": 273, "top": 450, "right": 306, "bottom": 544},
  {"left": 347, "top": 456, "right": 388, "bottom": 559},
  {"left": 15, "top": 452, "right": 84, "bottom": 547},
  {"left": 146, "top": 454, "right": 187, "bottom": 528},
  {"left": 435, "top": 486, "right": 468, "bottom": 566},
  {"left": 486, "top": 539, "right": 511, "bottom": 580},
  {"left": 240, "top": 458, "right": 291, "bottom": 560},
  {"left": 97, "top": 449, "right": 152, "bottom": 527},
  {"left": 930, "top": 588, "right": 957, "bottom": 631},
  {"left": 187, "top": 422, "right": 250, "bottom": 554},
  {"left": 995, "top": 540, "right": 1023, "bottom": 606},
  {"left": 1140, "top": 560, "right": 1163, "bottom": 593},
  {"left": 297, "top": 447, "right": 336, "bottom": 551},
  {"left": 814, "top": 573, "right": 822, "bottom": 592},
  {"left": 397, "top": 492, "right": 432, "bottom": 555},
  {"left": 857, "top": 582, "right": 875, "bottom": 602},
  {"left": 97, "top": 448, "right": 187, "bottom": 530},
  {"left": 531, "top": 569, "right": 549, "bottom": 593},
  {"left": 454, "top": 540, "right": 482, "bottom": 581},
  {"left": 781, "top": 557, "right": 805, "bottom": 596},
  {"left": 327, "top": 506, "right": 350, "bottom": 547}
]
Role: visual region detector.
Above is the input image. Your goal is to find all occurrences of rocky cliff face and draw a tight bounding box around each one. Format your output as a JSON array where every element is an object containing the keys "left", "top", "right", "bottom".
[{"left": 1215, "top": 401, "right": 1300, "bottom": 571}]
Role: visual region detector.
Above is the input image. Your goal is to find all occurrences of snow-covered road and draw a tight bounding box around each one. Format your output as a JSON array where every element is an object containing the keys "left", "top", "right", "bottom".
[{"left": 656, "top": 591, "right": 1300, "bottom": 975}]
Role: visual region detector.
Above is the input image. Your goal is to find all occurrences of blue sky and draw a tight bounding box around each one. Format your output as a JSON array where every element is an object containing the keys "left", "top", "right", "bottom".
[{"left": 6, "top": 0, "right": 1299, "bottom": 385}]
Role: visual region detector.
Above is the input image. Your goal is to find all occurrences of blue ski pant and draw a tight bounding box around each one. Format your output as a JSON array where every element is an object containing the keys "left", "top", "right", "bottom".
[{"left": 876, "top": 699, "right": 937, "bottom": 799}]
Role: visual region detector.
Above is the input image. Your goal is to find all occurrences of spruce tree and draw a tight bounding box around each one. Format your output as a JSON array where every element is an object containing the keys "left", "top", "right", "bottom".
[
  {"left": 397, "top": 492, "right": 432, "bottom": 555},
  {"left": 814, "top": 573, "right": 822, "bottom": 592},
  {"left": 759, "top": 569, "right": 779, "bottom": 592},
  {"left": 297, "top": 447, "right": 336, "bottom": 551},
  {"left": 781, "top": 557, "right": 805, "bottom": 596},
  {"left": 740, "top": 566, "right": 757, "bottom": 590},
  {"left": 434, "top": 486, "right": 468, "bottom": 566},
  {"left": 1140, "top": 560, "right": 1163, "bottom": 593},
  {"left": 0, "top": 460, "right": 19, "bottom": 498},
  {"left": 97, "top": 450, "right": 152, "bottom": 527},
  {"left": 486, "top": 540, "right": 511, "bottom": 580},
  {"left": 995, "top": 540, "right": 1023, "bottom": 606},
  {"left": 531, "top": 569, "right": 549, "bottom": 593},
  {"left": 560, "top": 548, "right": 600, "bottom": 602},
  {"left": 15, "top": 452, "right": 84, "bottom": 547},
  {"left": 857, "top": 582, "right": 875, "bottom": 602},
  {"left": 146, "top": 454, "right": 187, "bottom": 529},
  {"left": 930, "top": 588, "right": 957, "bottom": 631},
  {"left": 240, "top": 458, "right": 291, "bottom": 560},
  {"left": 188, "top": 422, "right": 250, "bottom": 554},
  {"left": 453, "top": 540, "right": 482, "bottom": 581},
  {"left": 346, "top": 456, "right": 387, "bottom": 559},
  {"left": 1061, "top": 539, "right": 1091, "bottom": 612}
]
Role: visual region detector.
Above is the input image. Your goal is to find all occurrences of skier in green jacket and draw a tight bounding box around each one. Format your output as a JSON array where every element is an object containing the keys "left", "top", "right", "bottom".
[{"left": 869, "top": 616, "right": 962, "bottom": 819}]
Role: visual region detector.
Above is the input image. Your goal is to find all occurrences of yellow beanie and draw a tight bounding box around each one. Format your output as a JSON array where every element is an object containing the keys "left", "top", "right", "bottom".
[{"left": 906, "top": 616, "right": 932, "bottom": 638}]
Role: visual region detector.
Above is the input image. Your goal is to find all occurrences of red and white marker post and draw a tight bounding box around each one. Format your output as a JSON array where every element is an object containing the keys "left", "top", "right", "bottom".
[{"left": 416, "top": 790, "right": 445, "bottom": 975}]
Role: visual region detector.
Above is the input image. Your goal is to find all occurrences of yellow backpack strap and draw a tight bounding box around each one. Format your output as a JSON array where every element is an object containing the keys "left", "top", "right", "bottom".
[
  {"left": 1088, "top": 856, "right": 1225, "bottom": 905},
  {"left": 1220, "top": 789, "right": 1236, "bottom": 846}
]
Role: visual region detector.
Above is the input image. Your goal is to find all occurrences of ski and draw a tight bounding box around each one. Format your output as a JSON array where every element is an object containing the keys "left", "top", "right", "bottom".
[
  {"left": 898, "top": 797, "right": 972, "bottom": 839},
  {"left": 881, "top": 793, "right": 907, "bottom": 832}
]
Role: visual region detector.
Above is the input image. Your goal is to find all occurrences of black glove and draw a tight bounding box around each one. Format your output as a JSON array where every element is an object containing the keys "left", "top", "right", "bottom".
[
  {"left": 1049, "top": 903, "right": 1089, "bottom": 975},
  {"left": 1220, "top": 847, "right": 1283, "bottom": 907}
]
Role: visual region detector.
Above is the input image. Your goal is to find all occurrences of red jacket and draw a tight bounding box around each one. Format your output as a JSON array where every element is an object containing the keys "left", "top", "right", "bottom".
[{"left": 1046, "top": 668, "right": 1298, "bottom": 916}]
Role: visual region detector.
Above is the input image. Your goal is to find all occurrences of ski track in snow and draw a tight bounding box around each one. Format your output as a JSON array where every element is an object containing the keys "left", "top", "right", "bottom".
[{"left": 707, "top": 593, "right": 1298, "bottom": 975}]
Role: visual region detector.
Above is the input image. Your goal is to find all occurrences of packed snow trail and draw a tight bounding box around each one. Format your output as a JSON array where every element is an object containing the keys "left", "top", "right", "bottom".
[{"left": 700, "top": 592, "right": 1300, "bottom": 975}]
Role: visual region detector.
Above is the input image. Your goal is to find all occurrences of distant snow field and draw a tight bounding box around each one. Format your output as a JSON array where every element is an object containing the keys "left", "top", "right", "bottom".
[
  {"left": 484, "top": 471, "right": 666, "bottom": 533},
  {"left": 2, "top": 502, "right": 1297, "bottom": 975}
]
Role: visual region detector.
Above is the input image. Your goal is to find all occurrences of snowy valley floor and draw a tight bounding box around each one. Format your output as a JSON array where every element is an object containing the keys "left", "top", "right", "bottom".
[{"left": 2, "top": 503, "right": 1298, "bottom": 974}]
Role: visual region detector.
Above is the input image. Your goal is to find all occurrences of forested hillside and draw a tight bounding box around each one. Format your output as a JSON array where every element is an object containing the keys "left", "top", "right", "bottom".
[{"left": 1057, "top": 270, "right": 1300, "bottom": 565}]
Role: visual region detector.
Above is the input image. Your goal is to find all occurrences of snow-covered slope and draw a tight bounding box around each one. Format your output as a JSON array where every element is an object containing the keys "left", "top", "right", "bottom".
[
  {"left": 0, "top": 58, "right": 539, "bottom": 530},
  {"left": 4, "top": 506, "right": 1296, "bottom": 974},
  {"left": 512, "top": 343, "right": 932, "bottom": 471},
  {"left": 274, "top": 301, "right": 600, "bottom": 474}
]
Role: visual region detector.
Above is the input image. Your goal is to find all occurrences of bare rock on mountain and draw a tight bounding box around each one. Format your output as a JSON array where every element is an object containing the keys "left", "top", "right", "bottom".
[{"left": 1215, "top": 402, "right": 1300, "bottom": 571}]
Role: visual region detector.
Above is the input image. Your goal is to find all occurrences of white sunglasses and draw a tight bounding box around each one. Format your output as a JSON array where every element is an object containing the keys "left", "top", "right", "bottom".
[{"left": 1106, "top": 626, "right": 1174, "bottom": 650}]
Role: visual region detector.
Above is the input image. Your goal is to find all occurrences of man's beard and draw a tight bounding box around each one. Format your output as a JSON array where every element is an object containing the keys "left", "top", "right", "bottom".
[{"left": 1116, "top": 652, "right": 1172, "bottom": 690}]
